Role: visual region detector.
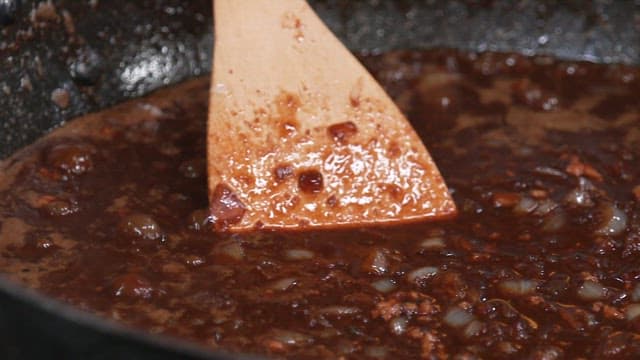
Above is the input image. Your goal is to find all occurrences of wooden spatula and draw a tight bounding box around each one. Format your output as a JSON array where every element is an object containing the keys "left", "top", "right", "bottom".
[{"left": 207, "top": 0, "right": 456, "bottom": 232}]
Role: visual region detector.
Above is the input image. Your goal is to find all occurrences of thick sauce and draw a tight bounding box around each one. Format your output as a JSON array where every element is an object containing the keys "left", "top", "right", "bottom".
[{"left": 0, "top": 50, "right": 639, "bottom": 359}]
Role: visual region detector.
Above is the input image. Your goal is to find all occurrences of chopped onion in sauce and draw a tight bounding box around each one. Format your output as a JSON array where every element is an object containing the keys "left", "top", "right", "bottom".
[
  {"left": 533, "top": 199, "right": 558, "bottom": 216},
  {"left": 631, "top": 283, "right": 640, "bottom": 302},
  {"left": 498, "top": 279, "right": 538, "bottom": 296},
  {"left": 318, "top": 306, "right": 361, "bottom": 316},
  {"left": 371, "top": 278, "right": 397, "bottom": 293},
  {"left": 285, "top": 249, "right": 315, "bottom": 261},
  {"left": 361, "top": 248, "right": 390, "bottom": 276},
  {"left": 497, "top": 341, "right": 520, "bottom": 355},
  {"left": 389, "top": 316, "right": 409, "bottom": 335},
  {"left": 419, "top": 237, "right": 446, "bottom": 251},
  {"left": 565, "top": 177, "right": 595, "bottom": 207},
  {"left": 577, "top": 280, "right": 607, "bottom": 301},
  {"left": 513, "top": 196, "right": 538, "bottom": 215},
  {"left": 596, "top": 203, "right": 627, "bottom": 236},
  {"left": 268, "top": 278, "right": 298, "bottom": 292},
  {"left": 625, "top": 304, "right": 640, "bottom": 321},
  {"left": 443, "top": 307, "right": 475, "bottom": 328},
  {"left": 533, "top": 166, "right": 568, "bottom": 179},
  {"left": 565, "top": 189, "right": 591, "bottom": 207},
  {"left": 463, "top": 320, "right": 484, "bottom": 338},
  {"left": 215, "top": 241, "right": 245, "bottom": 261},
  {"left": 407, "top": 266, "right": 439, "bottom": 284},
  {"left": 542, "top": 211, "right": 567, "bottom": 233}
]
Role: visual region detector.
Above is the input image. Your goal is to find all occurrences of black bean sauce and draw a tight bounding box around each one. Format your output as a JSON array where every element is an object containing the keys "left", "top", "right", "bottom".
[{"left": 0, "top": 50, "right": 639, "bottom": 359}]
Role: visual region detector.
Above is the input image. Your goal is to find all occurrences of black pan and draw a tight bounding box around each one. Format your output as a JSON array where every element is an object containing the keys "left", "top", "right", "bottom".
[{"left": 0, "top": 0, "right": 638, "bottom": 358}]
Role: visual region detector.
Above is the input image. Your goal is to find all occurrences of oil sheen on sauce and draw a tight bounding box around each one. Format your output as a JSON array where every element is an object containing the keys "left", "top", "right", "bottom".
[{"left": 0, "top": 50, "right": 639, "bottom": 359}]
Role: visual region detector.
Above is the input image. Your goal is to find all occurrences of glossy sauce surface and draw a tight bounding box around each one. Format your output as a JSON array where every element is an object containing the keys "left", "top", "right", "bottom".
[{"left": 1, "top": 50, "right": 640, "bottom": 359}]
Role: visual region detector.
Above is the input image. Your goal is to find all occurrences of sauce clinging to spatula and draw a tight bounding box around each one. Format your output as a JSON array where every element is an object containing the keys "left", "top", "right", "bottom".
[{"left": 208, "top": 0, "right": 456, "bottom": 231}]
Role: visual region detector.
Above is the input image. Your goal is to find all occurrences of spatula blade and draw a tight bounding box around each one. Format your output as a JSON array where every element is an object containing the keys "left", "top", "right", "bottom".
[{"left": 208, "top": 0, "right": 456, "bottom": 232}]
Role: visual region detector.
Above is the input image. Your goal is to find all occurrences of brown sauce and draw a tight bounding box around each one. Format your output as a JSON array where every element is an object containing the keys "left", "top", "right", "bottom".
[{"left": 1, "top": 49, "right": 640, "bottom": 359}]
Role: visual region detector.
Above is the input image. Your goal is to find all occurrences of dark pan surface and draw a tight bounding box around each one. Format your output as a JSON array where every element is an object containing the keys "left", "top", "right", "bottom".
[{"left": 0, "top": 1, "right": 639, "bottom": 359}]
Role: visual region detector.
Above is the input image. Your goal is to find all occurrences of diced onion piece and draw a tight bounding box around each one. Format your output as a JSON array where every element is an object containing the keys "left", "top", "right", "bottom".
[
  {"left": 318, "top": 306, "right": 361, "bottom": 316},
  {"left": 533, "top": 199, "right": 558, "bottom": 216},
  {"left": 121, "top": 213, "right": 164, "bottom": 241},
  {"left": 268, "top": 278, "right": 297, "bottom": 291},
  {"left": 542, "top": 211, "right": 567, "bottom": 233},
  {"left": 625, "top": 304, "right": 640, "bottom": 321},
  {"left": 362, "top": 248, "right": 389, "bottom": 276},
  {"left": 492, "top": 192, "right": 521, "bottom": 208},
  {"left": 565, "top": 188, "right": 592, "bottom": 207},
  {"left": 216, "top": 241, "right": 245, "bottom": 261},
  {"left": 513, "top": 196, "right": 538, "bottom": 215},
  {"left": 389, "top": 316, "right": 409, "bottom": 335},
  {"left": 285, "top": 249, "right": 315, "bottom": 261},
  {"left": 371, "top": 278, "right": 397, "bottom": 293},
  {"left": 497, "top": 341, "right": 519, "bottom": 355},
  {"left": 419, "top": 237, "right": 446, "bottom": 251},
  {"left": 530, "top": 345, "right": 564, "bottom": 360},
  {"left": 463, "top": 320, "right": 484, "bottom": 338},
  {"left": 632, "top": 283, "right": 640, "bottom": 302},
  {"left": 407, "top": 266, "right": 439, "bottom": 284},
  {"left": 596, "top": 203, "right": 628, "bottom": 236},
  {"left": 498, "top": 279, "right": 538, "bottom": 297},
  {"left": 534, "top": 165, "right": 567, "bottom": 179},
  {"left": 443, "top": 307, "right": 475, "bottom": 328},
  {"left": 577, "top": 280, "right": 607, "bottom": 301}
]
